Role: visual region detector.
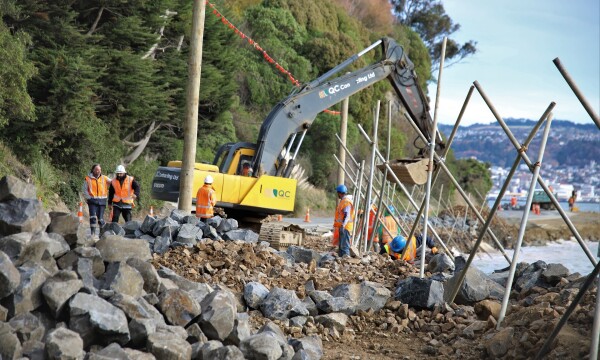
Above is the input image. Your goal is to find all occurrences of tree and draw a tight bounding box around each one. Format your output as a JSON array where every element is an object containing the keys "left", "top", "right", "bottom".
[
  {"left": 453, "top": 158, "right": 492, "bottom": 202},
  {"left": 391, "top": 0, "right": 477, "bottom": 71}
]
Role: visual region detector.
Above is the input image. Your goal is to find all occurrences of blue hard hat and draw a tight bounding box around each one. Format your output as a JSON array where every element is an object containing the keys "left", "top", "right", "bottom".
[
  {"left": 391, "top": 235, "right": 407, "bottom": 253},
  {"left": 336, "top": 184, "right": 347, "bottom": 194}
]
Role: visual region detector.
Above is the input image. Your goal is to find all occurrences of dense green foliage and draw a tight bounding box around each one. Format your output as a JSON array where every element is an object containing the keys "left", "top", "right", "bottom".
[{"left": 0, "top": 0, "right": 486, "bottom": 211}]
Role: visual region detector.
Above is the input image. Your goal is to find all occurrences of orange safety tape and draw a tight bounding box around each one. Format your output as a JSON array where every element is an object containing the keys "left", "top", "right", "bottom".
[{"left": 205, "top": 1, "right": 340, "bottom": 116}]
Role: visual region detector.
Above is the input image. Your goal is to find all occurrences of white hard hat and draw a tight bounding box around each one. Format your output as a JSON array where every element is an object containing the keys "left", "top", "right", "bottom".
[
  {"left": 204, "top": 175, "right": 214, "bottom": 184},
  {"left": 115, "top": 165, "right": 126, "bottom": 173}
]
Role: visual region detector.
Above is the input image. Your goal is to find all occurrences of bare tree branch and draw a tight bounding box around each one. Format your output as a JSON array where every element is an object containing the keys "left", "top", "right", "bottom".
[
  {"left": 120, "top": 121, "right": 161, "bottom": 166},
  {"left": 87, "top": 6, "right": 104, "bottom": 36}
]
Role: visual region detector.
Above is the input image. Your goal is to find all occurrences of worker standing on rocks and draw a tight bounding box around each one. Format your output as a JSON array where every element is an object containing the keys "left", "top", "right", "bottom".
[
  {"left": 196, "top": 175, "right": 217, "bottom": 222},
  {"left": 82, "top": 163, "right": 111, "bottom": 239},
  {"left": 333, "top": 184, "right": 354, "bottom": 258},
  {"left": 108, "top": 165, "right": 140, "bottom": 223},
  {"left": 382, "top": 234, "right": 438, "bottom": 261}
]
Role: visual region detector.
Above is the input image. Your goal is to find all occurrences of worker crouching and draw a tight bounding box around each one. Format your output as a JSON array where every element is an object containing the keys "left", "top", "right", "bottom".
[{"left": 383, "top": 234, "right": 438, "bottom": 261}]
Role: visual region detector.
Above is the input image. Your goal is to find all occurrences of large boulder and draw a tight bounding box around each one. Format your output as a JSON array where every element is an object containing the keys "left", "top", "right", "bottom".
[
  {"left": 69, "top": 292, "right": 130, "bottom": 347},
  {"left": 100, "top": 262, "right": 144, "bottom": 298},
  {"left": 0, "top": 175, "right": 36, "bottom": 202},
  {"left": 243, "top": 282, "right": 269, "bottom": 309},
  {"left": 0, "top": 250, "right": 20, "bottom": 298},
  {"left": 45, "top": 327, "right": 85, "bottom": 360},
  {"left": 331, "top": 281, "right": 391, "bottom": 312},
  {"left": 395, "top": 276, "right": 444, "bottom": 309},
  {"left": 260, "top": 287, "right": 309, "bottom": 320},
  {"left": 0, "top": 198, "right": 50, "bottom": 236},
  {"left": 1, "top": 263, "right": 51, "bottom": 317},
  {"left": 47, "top": 211, "right": 87, "bottom": 247},
  {"left": 158, "top": 289, "right": 201, "bottom": 327},
  {"left": 0, "top": 232, "right": 32, "bottom": 261},
  {"left": 42, "top": 270, "right": 83, "bottom": 318},
  {"left": 198, "top": 290, "right": 237, "bottom": 341},
  {"left": 95, "top": 236, "right": 151, "bottom": 262}
]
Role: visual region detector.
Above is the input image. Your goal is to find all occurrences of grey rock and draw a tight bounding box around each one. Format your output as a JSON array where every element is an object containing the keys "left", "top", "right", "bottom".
[
  {"left": 0, "top": 322, "right": 22, "bottom": 359},
  {"left": 33, "top": 232, "right": 70, "bottom": 258},
  {"left": 123, "top": 220, "right": 142, "bottom": 235},
  {"left": 260, "top": 287, "right": 309, "bottom": 320},
  {"left": 331, "top": 281, "right": 391, "bottom": 312},
  {"left": 0, "top": 250, "right": 20, "bottom": 298},
  {"left": 289, "top": 336, "right": 323, "bottom": 360},
  {"left": 314, "top": 313, "right": 348, "bottom": 332},
  {"left": 47, "top": 212, "right": 84, "bottom": 247},
  {"left": 45, "top": 327, "right": 85, "bottom": 360},
  {"left": 302, "top": 295, "right": 318, "bottom": 317},
  {"left": 129, "top": 318, "right": 158, "bottom": 347},
  {"left": 290, "top": 316, "right": 307, "bottom": 328},
  {"left": 0, "top": 232, "right": 32, "bottom": 261},
  {"left": 542, "top": 263, "right": 570, "bottom": 286},
  {"left": 147, "top": 331, "right": 192, "bottom": 360},
  {"left": 188, "top": 284, "right": 215, "bottom": 305},
  {"left": 186, "top": 323, "right": 207, "bottom": 344},
  {"left": 182, "top": 215, "right": 199, "bottom": 226},
  {"left": 156, "top": 324, "right": 188, "bottom": 340},
  {"left": 76, "top": 258, "right": 100, "bottom": 294},
  {"left": 217, "top": 218, "right": 238, "bottom": 234},
  {"left": 42, "top": 270, "right": 83, "bottom": 318},
  {"left": 199, "top": 290, "right": 237, "bottom": 341},
  {"left": 206, "top": 216, "right": 222, "bottom": 229},
  {"left": 206, "top": 345, "right": 244, "bottom": 360},
  {"left": 1, "top": 263, "right": 51, "bottom": 317},
  {"left": 222, "top": 229, "right": 259, "bottom": 242},
  {"left": 317, "top": 297, "right": 355, "bottom": 315},
  {"left": 0, "top": 198, "right": 50, "bottom": 236},
  {"left": 427, "top": 253, "right": 455, "bottom": 273},
  {"left": 169, "top": 209, "right": 188, "bottom": 224},
  {"left": 445, "top": 257, "right": 498, "bottom": 305},
  {"left": 152, "top": 217, "right": 179, "bottom": 238},
  {"left": 308, "top": 290, "right": 332, "bottom": 304},
  {"left": 224, "top": 313, "right": 251, "bottom": 346},
  {"left": 243, "top": 281, "right": 269, "bottom": 309},
  {"left": 96, "top": 235, "right": 151, "bottom": 262},
  {"left": 90, "top": 343, "right": 129, "bottom": 360},
  {"left": 395, "top": 276, "right": 445, "bottom": 309},
  {"left": 0, "top": 175, "right": 36, "bottom": 202},
  {"left": 15, "top": 237, "right": 59, "bottom": 274},
  {"left": 22, "top": 339, "right": 45, "bottom": 360},
  {"left": 196, "top": 340, "right": 223, "bottom": 360},
  {"left": 158, "top": 288, "right": 201, "bottom": 327},
  {"left": 140, "top": 216, "right": 157, "bottom": 234},
  {"left": 259, "top": 322, "right": 294, "bottom": 359},
  {"left": 153, "top": 236, "right": 171, "bottom": 255},
  {"left": 101, "top": 222, "right": 125, "bottom": 237},
  {"left": 57, "top": 247, "right": 105, "bottom": 278},
  {"left": 0, "top": 303, "right": 7, "bottom": 321},
  {"left": 101, "top": 262, "right": 144, "bottom": 298},
  {"left": 126, "top": 258, "right": 161, "bottom": 294},
  {"left": 240, "top": 333, "right": 283, "bottom": 360},
  {"left": 175, "top": 224, "right": 201, "bottom": 245},
  {"left": 286, "top": 246, "right": 321, "bottom": 264},
  {"left": 109, "top": 293, "right": 164, "bottom": 324},
  {"left": 69, "top": 292, "right": 130, "bottom": 347},
  {"left": 9, "top": 312, "right": 44, "bottom": 343},
  {"left": 157, "top": 267, "right": 208, "bottom": 293}
]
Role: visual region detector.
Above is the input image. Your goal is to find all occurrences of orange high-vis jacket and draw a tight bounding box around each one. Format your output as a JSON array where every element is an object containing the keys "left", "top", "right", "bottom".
[
  {"left": 380, "top": 215, "right": 398, "bottom": 244},
  {"left": 196, "top": 184, "right": 217, "bottom": 218},
  {"left": 334, "top": 196, "right": 354, "bottom": 232},
  {"left": 85, "top": 175, "right": 110, "bottom": 199},
  {"left": 401, "top": 236, "right": 419, "bottom": 261},
  {"left": 111, "top": 176, "right": 134, "bottom": 204}
]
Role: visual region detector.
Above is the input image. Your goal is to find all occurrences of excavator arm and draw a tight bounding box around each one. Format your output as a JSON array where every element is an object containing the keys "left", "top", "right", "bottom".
[{"left": 252, "top": 37, "right": 443, "bottom": 177}]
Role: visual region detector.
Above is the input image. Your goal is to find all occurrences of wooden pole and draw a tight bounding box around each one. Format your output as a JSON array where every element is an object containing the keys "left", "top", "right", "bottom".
[{"left": 179, "top": 0, "right": 206, "bottom": 212}]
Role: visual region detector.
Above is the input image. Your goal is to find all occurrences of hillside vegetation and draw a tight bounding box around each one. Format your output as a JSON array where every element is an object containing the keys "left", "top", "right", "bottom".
[{"left": 0, "top": 0, "right": 489, "bottom": 212}]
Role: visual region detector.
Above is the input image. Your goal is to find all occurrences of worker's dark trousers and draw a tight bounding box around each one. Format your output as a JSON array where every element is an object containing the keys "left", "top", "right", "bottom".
[
  {"left": 87, "top": 200, "right": 106, "bottom": 231},
  {"left": 338, "top": 228, "right": 351, "bottom": 257},
  {"left": 111, "top": 205, "right": 132, "bottom": 223}
]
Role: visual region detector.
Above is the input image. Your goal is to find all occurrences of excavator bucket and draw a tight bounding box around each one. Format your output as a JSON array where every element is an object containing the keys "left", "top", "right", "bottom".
[{"left": 377, "top": 158, "right": 431, "bottom": 185}]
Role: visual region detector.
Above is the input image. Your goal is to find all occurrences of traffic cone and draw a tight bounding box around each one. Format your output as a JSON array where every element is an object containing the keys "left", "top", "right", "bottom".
[
  {"left": 150, "top": 206, "right": 155, "bottom": 217},
  {"left": 304, "top": 208, "right": 311, "bottom": 223},
  {"left": 277, "top": 214, "right": 283, "bottom": 221},
  {"left": 77, "top": 202, "right": 83, "bottom": 223}
]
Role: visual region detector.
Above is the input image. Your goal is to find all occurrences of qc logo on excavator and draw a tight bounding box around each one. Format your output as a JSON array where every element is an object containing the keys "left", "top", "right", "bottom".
[{"left": 318, "top": 82, "right": 352, "bottom": 98}]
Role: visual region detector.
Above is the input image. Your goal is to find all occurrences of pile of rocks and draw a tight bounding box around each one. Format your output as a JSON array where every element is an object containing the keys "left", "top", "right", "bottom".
[{"left": 0, "top": 175, "right": 326, "bottom": 359}]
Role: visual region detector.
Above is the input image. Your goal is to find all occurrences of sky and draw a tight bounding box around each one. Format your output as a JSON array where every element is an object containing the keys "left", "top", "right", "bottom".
[{"left": 427, "top": 0, "right": 600, "bottom": 126}]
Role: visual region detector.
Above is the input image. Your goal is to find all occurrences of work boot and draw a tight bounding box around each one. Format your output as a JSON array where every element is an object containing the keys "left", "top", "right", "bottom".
[{"left": 91, "top": 227, "right": 100, "bottom": 240}]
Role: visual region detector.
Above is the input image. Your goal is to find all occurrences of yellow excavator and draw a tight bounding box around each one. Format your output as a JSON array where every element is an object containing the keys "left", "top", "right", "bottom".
[{"left": 151, "top": 37, "right": 442, "bottom": 216}]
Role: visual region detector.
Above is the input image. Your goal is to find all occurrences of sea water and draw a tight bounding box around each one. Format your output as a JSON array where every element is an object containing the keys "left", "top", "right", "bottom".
[{"left": 472, "top": 240, "right": 599, "bottom": 275}]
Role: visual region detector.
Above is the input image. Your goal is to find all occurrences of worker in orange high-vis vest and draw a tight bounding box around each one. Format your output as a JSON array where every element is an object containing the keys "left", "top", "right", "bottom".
[
  {"left": 383, "top": 234, "right": 438, "bottom": 261},
  {"left": 378, "top": 205, "right": 399, "bottom": 246},
  {"left": 82, "top": 163, "right": 111, "bottom": 238},
  {"left": 108, "top": 165, "right": 140, "bottom": 223},
  {"left": 196, "top": 175, "right": 217, "bottom": 222},
  {"left": 333, "top": 184, "right": 354, "bottom": 258}
]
